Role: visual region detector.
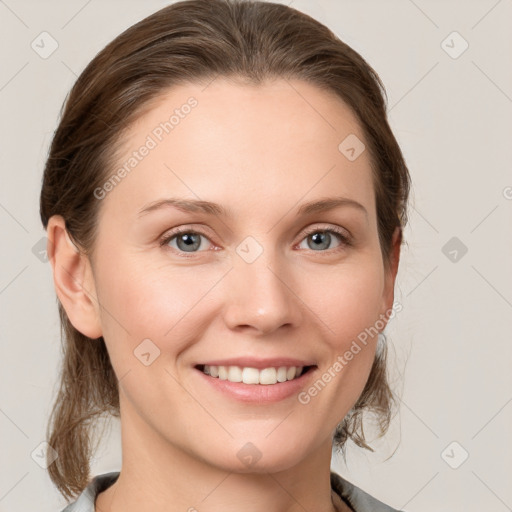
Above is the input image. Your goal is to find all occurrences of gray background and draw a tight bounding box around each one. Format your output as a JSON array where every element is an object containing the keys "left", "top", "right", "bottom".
[{"left": 1, "top": 0, "right": 511, "bottom": 510}]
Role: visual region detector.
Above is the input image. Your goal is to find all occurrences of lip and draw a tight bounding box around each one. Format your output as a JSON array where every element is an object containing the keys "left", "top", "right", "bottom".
[
  {"left": 193, "top": 365, "right": 318, "bottom": 403},
  {"left": 194, "top": 357, "right": 315, "bottom": 370}
]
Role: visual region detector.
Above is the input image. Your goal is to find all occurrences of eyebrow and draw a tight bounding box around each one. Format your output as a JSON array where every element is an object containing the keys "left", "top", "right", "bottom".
[{"left": 137, "top": 196, "right": 368, "bottom": 219}]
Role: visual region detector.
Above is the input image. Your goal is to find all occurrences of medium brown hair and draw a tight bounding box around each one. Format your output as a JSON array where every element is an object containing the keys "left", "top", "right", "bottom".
[{"left": 40, "top": 0, "right": 411, "bottom": 500}]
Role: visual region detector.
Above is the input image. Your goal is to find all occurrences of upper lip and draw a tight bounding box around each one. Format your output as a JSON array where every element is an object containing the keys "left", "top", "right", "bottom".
[{"left": 195, "top": 357, "right": 316, "bottom": 370}]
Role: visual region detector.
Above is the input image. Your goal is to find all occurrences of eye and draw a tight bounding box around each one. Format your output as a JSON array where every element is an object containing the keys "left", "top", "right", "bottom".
[
  {"left": 159, "top": 225, "right": 352, "bottom": 257},
  {"left": 160, "top": 228, "right": 213, "bottom": 254},
  {"left": 297, "top": 226, "right": 351, "bottom": 252}
]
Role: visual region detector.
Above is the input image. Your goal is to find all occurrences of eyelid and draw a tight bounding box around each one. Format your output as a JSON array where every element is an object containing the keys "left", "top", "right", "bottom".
[
  {"left": 158, "top": 226, "right": 217, "bottom": 253},
  {"left": 296, "top": 224, "right": 352, "bottom": 253},
  {"left": 159, "top": 223, "right": 352, "bottom": 255},
  {"left": 299, "top": 223, "right": 351, "bottom": 241}
]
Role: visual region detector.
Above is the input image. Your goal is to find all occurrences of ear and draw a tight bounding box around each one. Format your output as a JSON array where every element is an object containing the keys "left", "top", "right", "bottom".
[
  {"left": 46, "top": 215, "right": 103, "bottom": 339},
  {"left": 379, "top": 226, "right": 402, "bottom": 325}
]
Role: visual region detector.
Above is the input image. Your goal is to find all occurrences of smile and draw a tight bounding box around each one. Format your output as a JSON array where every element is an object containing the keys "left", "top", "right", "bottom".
[{"left": 197, "top": 364, "right": 315, "bottom": 385}]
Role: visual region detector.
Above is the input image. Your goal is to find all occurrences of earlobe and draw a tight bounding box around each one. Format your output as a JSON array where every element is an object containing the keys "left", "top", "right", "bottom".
[{"left": 46, "top": 215, "right": 103, "bottom": 339}]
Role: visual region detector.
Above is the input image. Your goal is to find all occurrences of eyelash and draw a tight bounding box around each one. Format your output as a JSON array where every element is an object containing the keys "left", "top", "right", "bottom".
[{"left": 159, "top": 225, "right": 352, "bottom": 258}]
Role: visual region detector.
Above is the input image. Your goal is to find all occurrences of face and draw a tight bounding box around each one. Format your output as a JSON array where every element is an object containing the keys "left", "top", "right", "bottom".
[{"left": 64, "top": 78, "right": 399, "bottom": 473}]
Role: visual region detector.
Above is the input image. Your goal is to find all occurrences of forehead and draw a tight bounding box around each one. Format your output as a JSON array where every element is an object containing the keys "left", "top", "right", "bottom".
[{"left": 99, "top": 78, "right": 375, "bottom": 223}]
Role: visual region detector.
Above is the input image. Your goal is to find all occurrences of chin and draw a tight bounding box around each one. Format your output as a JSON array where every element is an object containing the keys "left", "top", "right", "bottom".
[{"left": 197, "top": 435, "right": 312, "bottom": 474}]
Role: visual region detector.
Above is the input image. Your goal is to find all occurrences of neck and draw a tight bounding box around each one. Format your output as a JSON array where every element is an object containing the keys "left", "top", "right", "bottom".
[{"left": 95, "top": 394, "right": 348, "bottom": 512}]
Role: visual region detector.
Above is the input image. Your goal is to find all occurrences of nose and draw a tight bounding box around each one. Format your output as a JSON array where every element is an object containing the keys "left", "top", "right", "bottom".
[{"left": 222, "top": 251, "right": 303, "bottom": 335}]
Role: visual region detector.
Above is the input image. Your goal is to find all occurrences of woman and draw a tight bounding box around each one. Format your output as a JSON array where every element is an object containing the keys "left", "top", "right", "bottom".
[{"left": 40, "top": 0, "right": 411, "bottom": 510}]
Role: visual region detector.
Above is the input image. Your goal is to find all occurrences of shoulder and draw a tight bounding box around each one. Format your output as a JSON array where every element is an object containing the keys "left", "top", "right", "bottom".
[
  {"left": 330, "top": 470, "right": 404, "bottom": 512},
  {"left": 59, "top": 472, "right": 120, "bottom": 512}
]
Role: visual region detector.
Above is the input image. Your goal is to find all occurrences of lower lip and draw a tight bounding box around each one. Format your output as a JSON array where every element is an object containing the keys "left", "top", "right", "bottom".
[{"left": 194, "top": 366, "right": 317, "bottom": 403}]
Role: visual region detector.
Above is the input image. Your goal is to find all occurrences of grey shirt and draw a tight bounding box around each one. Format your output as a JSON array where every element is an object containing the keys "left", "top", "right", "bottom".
[{"left": 60, "top": 471, "right": 402, "bottom": 512}]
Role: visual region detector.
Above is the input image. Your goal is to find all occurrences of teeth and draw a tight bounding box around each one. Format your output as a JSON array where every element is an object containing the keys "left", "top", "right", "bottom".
[
  {"left": 228, "top": 366, "right": 242, "bottom": 382},
  {"left": 202, "top": 365, "right": 306, "bottom": 385}
]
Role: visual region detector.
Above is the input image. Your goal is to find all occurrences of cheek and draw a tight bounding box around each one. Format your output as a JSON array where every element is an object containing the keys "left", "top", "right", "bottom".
[
  {"left": 94, "top": 254, "right": 223, "bottom": 363},
  {"left": 296, "top": 258, "right": 385, "bottom": 404},
  {"left": 95, "top": 241, "right": 385, "bottom": 383},
  {"left": 300, "top": 257, "right": 385, "bottom": 348},
  {"left": 97, "top": 249, "right": 385, "bottom": 338},
  {"left": 93, "top": 260, "right": 215, "bottom": 416}
]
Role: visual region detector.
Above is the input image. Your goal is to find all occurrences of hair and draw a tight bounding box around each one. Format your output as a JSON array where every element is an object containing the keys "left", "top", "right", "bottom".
[{"left": 39, "top": 0, "right": 411, "bottom": 501}]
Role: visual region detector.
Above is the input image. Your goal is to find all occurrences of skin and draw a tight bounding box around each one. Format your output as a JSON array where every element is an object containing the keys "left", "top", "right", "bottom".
[{"left": 47, "top": 78, "right": 401, "bottom": 512}]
